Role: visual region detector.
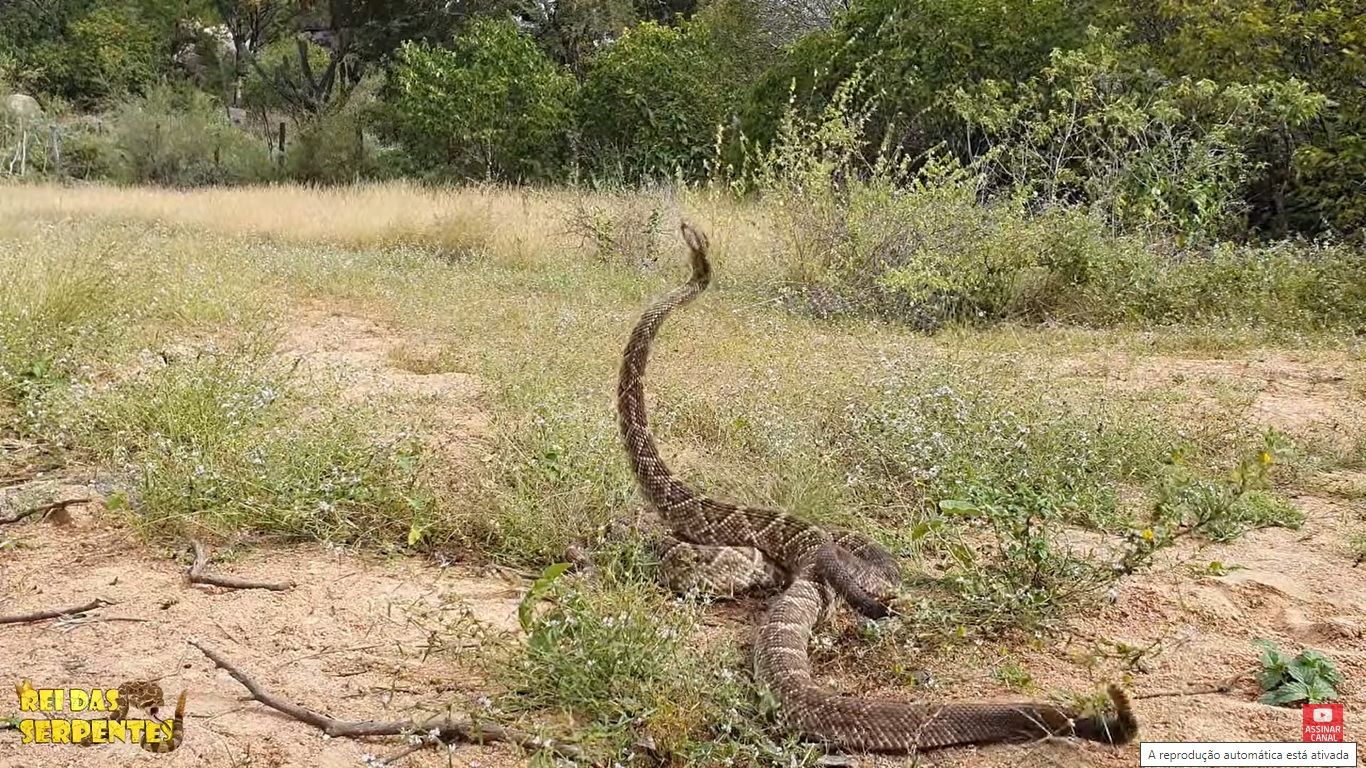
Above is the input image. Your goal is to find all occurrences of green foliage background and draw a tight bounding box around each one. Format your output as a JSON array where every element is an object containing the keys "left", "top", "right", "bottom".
[{"left": 2, "top": 0, "right": 1364, "bottom": 241}]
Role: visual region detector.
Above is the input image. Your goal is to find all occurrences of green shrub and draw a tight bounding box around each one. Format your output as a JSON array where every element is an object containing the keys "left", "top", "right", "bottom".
[
  {"left": 578, "top": 1, "right": 770, "bottom": 182},
  {"left": 384, "top": 18, "right": 577, "bottom": 181},
  {"left": 953, "top": 40, "right": 1327, "bottom": 241},
  {"left": 737, "top": 0, "right": 1090, "bottom": 163},
  {"left": 284, "top": 79, "right": 394, "bottom": 184},
  {"left": 494, "top": 566, "right": 812, "bottom": 763},
  {"left": 1254, "top": 640, "right": 1343, "bottom": 706},
  {"left": 743, "top": 74, "right": 1366, "bottom": 331},
  {"left": 111, "top": 84, "right": 272, "bottom": 186},
  {"left": 57, "top": 116, "right": 119, "bottom": 179},
  {"left": 1101, "top": 0, "right": 1366, "bottom": 236},
  {"left": 2, "top": 0, "right": 172, "bottom": 106},
  {"left": 578, "top": 22, "right": 716, "bottom": 181}
]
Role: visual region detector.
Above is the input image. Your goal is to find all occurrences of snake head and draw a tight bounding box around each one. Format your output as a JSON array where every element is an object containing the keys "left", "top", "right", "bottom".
[{"left": 680, "top": 221, "right": 709, "bottom": 255}]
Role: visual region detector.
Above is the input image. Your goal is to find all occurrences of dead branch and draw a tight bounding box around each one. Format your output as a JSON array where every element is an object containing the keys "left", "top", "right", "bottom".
[
  {"left": 189, "top": 640, "right": 580, "bottom": 759},
  {"left": 187, "top": 539, "right": 294, "bottom": 591},
  {"left": 1133, "top": 667, "right": 1250, "bottom": 700},
  {"left": 0, "top": 497, "right": 91, "bottom": 525},
  {"left": 0, "top": 598, "right": 112, "bottom": 625},
  {"left": 376, "top": 741, "right": 429, "bottom": 767}
]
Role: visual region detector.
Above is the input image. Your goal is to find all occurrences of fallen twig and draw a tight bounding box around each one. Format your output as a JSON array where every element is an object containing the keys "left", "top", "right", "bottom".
[
  {"left": 187, "top": 539, "right": 294, "bottom": 591},
  {"left": 189, "top": 640, "right": 580, "bottom": 760},
  {"left": 0, "top": 497, "right": 91, "bottom": 525},
  {"left": 1133, "top": 668, "right": 1250, "bottom": 700},
  {"left": 376, "top": 741, "right": 429, "bottom": 767},
  {"left": 0, "top": 598, "right": 112, "bottom": 625},
  {"left": 0, "top": 474, "right": 38, "bottom": 490}
]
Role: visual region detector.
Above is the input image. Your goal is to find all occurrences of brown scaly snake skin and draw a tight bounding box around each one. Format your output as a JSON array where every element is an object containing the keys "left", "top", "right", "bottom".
[
  {"left": 616, "top": 221, "right": 1139, "bottom": 752},
  {"left": 75, "top": 680, "right": 187, "bottom": 753}
]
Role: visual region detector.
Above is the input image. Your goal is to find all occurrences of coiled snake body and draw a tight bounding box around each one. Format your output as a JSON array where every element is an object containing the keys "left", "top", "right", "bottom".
[
  {"left": 616, "top": 222, "right": 1138, "bottom": 752},
  {"left": 75, "top": 680, "right": 187, "bottom": 753}
]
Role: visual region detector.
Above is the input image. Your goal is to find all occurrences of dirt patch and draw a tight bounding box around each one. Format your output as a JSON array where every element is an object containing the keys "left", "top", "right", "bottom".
[
  {"left": 279, "top": 301, "right": 491, "bottom": 483},
  {"left": 0, "top": 499, "right": 527, "bottom": 768},
  {"left": 1055, "top": 351, "right": 1361, "bottom": 434}
]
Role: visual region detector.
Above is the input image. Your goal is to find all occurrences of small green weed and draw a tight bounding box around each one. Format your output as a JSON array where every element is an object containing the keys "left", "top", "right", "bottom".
[
  {"left": 1255, "top": 640, "right": 1343, "bottom": 706},
  {"left": 493, "top": 566, "right": 816, "bottom": 764},
  {"left": 993, "top": 662, "right": 1033, "bottom": 691},
  {"left": 1118, "top": 431, "right": 1304, "bottom": 574},
  {"left": 1349, "top": 531, "right": 1366, "bottom": 564},
  {"left": 1191, "top": 560, "right": 1244, "bottom": 578}
]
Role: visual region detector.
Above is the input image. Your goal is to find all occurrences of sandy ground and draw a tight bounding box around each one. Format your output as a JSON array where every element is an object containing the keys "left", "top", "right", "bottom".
[{"left": 3, "top": 306, "right": 1363, "bottom": 768}]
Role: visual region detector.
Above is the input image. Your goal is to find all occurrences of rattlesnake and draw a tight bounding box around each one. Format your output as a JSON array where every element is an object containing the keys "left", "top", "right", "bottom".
[
  {"left": 616, "top": 221, "right": 1139, "bottom": 752},
  {"left": 75, "top": 680, "right": 187, "bottom": 753}
]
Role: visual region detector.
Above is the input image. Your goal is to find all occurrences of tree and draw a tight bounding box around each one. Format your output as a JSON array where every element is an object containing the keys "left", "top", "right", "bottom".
[
  {"left": 211, "top": 0, "right": 288, "bottom": 99},
  {"left": 1101, "top": 0, "right": 1366, "bottom": 235},
  {"left": 0, "top": 0, "right": 187, "bottom": 105},
  {"left": 383, "top": 17, "right": 577, "bottom": 180},
  {"left": 576, "top": 0, "right": 771, "bottom": 180},
  {"left": 516, "top": 0, "right": 638, "bottom": 73},
  {"left": 738, "top": 0, "right": 1094, "bottom": 164}
]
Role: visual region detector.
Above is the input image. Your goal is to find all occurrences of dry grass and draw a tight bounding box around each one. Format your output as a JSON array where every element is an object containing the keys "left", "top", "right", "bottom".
[{"left": 0, "top": 182, "right": 780, "bottom": 283}]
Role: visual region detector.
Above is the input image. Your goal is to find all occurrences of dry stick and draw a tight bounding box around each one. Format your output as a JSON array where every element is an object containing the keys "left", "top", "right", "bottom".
[
  {"left": 1133, "top": 668, "right": 1251, "bottom": 700},
  {"left": 0, "top": 598, "right": 112, "bottom": 625},
  {"left": 0, "top": 497, "right": 92, "bottom": 525},
  {"left": 187, "top": 539, "right": 294, "bottom": 591},
  {"left": 0, "top": 474, "right": 39, "bottom": 490},
  {"left": 377, "top": 742, "right": 429, "bottom": 767},
  {"left": 189, "top": 640, "right": 581, "bottom": 760}
]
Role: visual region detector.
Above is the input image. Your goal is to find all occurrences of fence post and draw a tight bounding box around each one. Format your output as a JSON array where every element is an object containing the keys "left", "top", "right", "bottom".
[
  {"left": 354, "top": 119, "right": 364, "bottom": 180},
  {"left": 277, "top": 121, "right": 286, "bottom": 171},
  {"left": 50, "top": 123, "right": 62, "bottom": 178},
  {"left": 18, "top": 118, "right": 28, "bottom": 176}
]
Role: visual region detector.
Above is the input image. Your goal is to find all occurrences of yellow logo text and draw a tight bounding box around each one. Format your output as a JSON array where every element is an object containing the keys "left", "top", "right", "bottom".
[{"left": 12, "top": 681, "right": 174, "bottom": 747}]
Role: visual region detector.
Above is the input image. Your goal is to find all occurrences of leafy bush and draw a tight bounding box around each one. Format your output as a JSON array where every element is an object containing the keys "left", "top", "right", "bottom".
[
  {"left": 10, "top": 2, "right": 167, "bottom": 106},
  {"left": 742, "top": 74, "right": 1366, "bottom": 331},
  {"left": 578, "top": 22, "right": 716, "bottom": 181},
  {"left": 954, "top": 40, "right": 1327, "bottom": 241},
  {"left": 1102, "top": 0, "right": 1366, "bottom": 236},
  {"left": 385, "top": 18, "right": 577, "bottom": 182},
  {"left": 111, "top": 84, "right": 272, "bottom": 186},
  {"left": 577, "top": 0, "right": 770, "bottom": 182},
  {"left": 284, "top": 78, "right": 394, "bottom": 184},
  {"left": 1254, "top": 640, "right": 1342, "bottom": 705},
  {"left": 57, "top": 116, "right": 119, "bottom": 180},
  {"left": 737, "top": 0, "right": 1090, "bottom": 163},
  {"left": 495, "top": 565, "right": 812, "bottom": 763}
]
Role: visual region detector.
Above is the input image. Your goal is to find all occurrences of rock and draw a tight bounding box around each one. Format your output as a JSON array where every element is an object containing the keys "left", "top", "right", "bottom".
[{"left": 4, "top": 93, "right": 41, "bottom": 120}]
